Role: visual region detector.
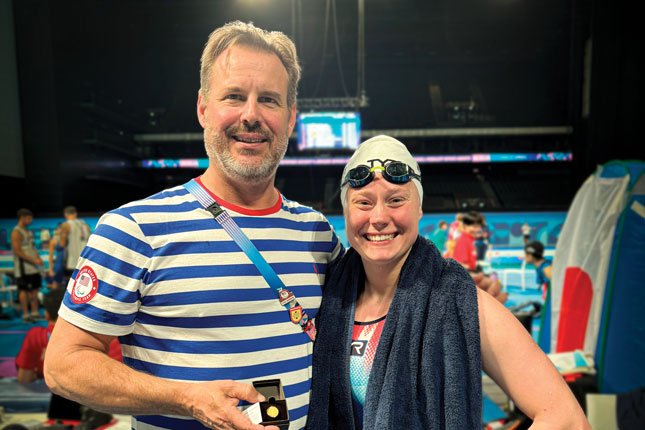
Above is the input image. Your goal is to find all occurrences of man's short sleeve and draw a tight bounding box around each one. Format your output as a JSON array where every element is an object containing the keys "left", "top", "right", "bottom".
[{"left": 58, "top": 210, "right": 152, "bottom": 337}]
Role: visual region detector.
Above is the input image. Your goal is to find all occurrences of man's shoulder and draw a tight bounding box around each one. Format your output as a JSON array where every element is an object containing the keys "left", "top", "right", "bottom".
[
  {"left": 279, "top": 196, "right": 330, "bottom": 220},
  {"left": 107, "top": 185, "right": 195, "bottom": 215},
  {"left": 135, "top": 184, "right": 194, "bottom": 204},
  {"left": 92, "top": 184, "right": 196, "bottom": 232}
]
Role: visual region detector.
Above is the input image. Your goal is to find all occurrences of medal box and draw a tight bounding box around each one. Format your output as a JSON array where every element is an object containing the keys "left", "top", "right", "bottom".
[{"left": 253, "top": 379, "right": 289, "bottom": 429}]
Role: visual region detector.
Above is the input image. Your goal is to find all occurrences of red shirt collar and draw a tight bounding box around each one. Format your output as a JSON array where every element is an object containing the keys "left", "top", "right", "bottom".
[{"left": 194, "top": 176, "right": 282, "bottom": 216}]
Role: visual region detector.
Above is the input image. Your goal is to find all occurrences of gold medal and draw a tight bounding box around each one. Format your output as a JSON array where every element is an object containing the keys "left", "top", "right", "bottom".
[{"left": 266, "top": 405, "right": 279, "bottom": 419}]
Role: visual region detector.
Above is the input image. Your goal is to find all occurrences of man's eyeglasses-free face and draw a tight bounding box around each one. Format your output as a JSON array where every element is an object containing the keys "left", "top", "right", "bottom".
[{"left": 342, "top": 159, "right": 421, "bottom": 189}]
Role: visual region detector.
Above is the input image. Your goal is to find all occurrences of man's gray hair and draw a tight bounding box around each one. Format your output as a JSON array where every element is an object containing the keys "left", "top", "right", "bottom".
[{"left": 199, "top": 21, "right": 301, "bottom": 110}]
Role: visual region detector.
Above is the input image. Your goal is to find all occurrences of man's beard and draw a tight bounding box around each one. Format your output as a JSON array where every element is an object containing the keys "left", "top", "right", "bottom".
[{"left": 204, "top": 122, "right": 288, "bottom": 183}]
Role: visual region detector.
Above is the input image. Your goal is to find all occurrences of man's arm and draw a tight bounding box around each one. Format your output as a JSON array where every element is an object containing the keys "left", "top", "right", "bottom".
[
  {"left": 478, "top": 289, "right": 590, "bottom": 429},
  {"left": 544, "top": 264, "right": 552, "bottom": 280},
  {"left": 45, "top": 318, "right": 276, "bottom": 430},
  {"left": 11, "top": 229, "right": 42, "bottom": 266}
]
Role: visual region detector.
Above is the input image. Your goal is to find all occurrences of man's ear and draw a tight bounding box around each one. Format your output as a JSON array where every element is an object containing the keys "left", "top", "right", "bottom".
[
  {"left": 197, "top": 91, "right": 208, "bottom": 129},
  {"left": 287, "top": 103, "right": 297, "bottom": 135}
]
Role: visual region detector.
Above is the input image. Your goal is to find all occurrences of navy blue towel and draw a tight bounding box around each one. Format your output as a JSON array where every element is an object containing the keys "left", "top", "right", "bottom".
[{"left": 308, "top": 236, "right": 482, "bottom": 430}]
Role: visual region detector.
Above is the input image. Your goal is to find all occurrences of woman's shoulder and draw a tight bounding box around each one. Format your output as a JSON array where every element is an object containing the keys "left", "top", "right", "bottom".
[
  {"left": 435, "top": 249, "right": 478, "bottom": 299},
  {"left": 323, "top": 247, "right": 360, "bottom": 293}
]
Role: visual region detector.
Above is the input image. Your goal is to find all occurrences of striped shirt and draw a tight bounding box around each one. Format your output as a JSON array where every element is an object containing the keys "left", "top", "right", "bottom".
[{"left": 58, "top": 179, "right": 344, "bottom": 430}]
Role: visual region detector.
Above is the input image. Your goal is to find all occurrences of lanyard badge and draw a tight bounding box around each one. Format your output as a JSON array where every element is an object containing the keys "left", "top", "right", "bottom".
[
  {"left": 280, "top": 289, "right": 316, "bottom": 341},
  {"left": 184, "top": 180, "right": 316, "bottom": 342}
]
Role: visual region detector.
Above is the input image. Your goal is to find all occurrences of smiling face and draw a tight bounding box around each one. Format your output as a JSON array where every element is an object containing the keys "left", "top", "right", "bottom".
[
  {"left": 345, "top": 173, "right": 423, "bottom": 272},
  {"left": 197, "top": 44, "right": 296, "bottom": 184}
]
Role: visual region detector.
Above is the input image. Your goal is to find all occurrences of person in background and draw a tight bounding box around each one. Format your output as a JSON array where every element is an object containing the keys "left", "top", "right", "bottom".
[
  {"left": 11, "top": 208, "right": 44, "bottom": 323},
  {"left": 443, "top": 213, "right": 462, "bottom": 259},
  {"left": 15, "top": 288, "right": 123, "bottom": 383},
  {"left": 474, "top": 214, "right": 490, "bottom": 262},
  {"left": 521, "top": 222, "right": 532, "bottom": 244},
  {"left": 448, "top": 213, "right": 507, "bottom": 303},
  {"left": 16, "top": 288, "right": 65, "bottom": 382},
  {"left": 524, "top": 241, "right": 552, "bottom": 301},
  {"left": 59, "top": 205, "right": 91, "bottom": 281},
  {"left": 447, "top": 213, "right": 462, "bottom": 242},
  {"left": 46, "top": 224, "right": 65, "bottom": 290},
  {"left": 45, "top": 21, "right": 342, "bottom": 430},
  {"left": 307, "top": 135, "right": 589, "bottom": 430},
  {"left": 452, "top": 210, "right": 481, "bottom": 272},
  {"left": 429, "top": 220, "right": 448, "bottom": 253},
  {"left": 40, "top": 228, "right": 51, "bottom": 250},
  {"left": 442, "top": 239, "right": 455, "bottom": 258},
  {"left": 444, "top": 215, "right": 506, "bottom": 302}
]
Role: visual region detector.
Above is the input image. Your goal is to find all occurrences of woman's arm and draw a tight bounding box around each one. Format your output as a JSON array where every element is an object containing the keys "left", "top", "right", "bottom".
[{"left": 478, "top": 289, "right": 590, "bottom": 429}]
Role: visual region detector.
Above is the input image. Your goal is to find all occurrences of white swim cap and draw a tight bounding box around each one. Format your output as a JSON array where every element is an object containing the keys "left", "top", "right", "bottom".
[{"left": 340, "top": 135, "right": 423, "bottom": 209}]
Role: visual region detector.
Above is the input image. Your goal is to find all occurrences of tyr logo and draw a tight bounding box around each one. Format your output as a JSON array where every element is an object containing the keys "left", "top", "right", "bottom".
[{"left": 351, "top": 340, "right": 368, "bottom": 356}]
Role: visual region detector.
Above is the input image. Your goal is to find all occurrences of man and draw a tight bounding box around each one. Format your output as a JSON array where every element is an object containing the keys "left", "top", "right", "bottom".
[
  {"left": 11, "top": 208, "right": 44, "bottom": 323},
  {"left": 429, "top": 220, "right": 448, "bottom": 253},
  {"left": 58, "top": 206, "right": 91, "bottom": 279},
  {"left": 524, "top": 241, "right": 552, "bottom": 300},
  {"left": 44, "top": 21, "right": 343, "bottom": 430}
]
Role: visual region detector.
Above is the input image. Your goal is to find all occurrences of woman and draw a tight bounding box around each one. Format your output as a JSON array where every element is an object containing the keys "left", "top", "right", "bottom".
[{"left": 307, "top": 135, "right": 589, "bottom": 430}]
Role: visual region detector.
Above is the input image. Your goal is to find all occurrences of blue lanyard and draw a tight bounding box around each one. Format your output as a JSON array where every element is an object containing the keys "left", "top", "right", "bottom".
[{"left": 183, "top": 179, "right": 316, "bottom": 342}]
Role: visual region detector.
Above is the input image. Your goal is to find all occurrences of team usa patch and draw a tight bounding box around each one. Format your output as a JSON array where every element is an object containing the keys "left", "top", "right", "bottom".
[
  {"left": 278, "top": 289, "right": 296, "bottom": 306},
  {"left": 70, "top": 266, "right": 99, "bottom": 304}
]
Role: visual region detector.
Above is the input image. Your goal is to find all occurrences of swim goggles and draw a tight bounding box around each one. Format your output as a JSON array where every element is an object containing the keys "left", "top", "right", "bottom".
[{"left": 342, "top": 159, "right": 421, "bottom": 188}]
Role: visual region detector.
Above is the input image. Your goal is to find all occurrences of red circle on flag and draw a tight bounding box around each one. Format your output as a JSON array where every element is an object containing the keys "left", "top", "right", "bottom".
[{"left": 71, "top": 266, "right": 99, "bottom": 304}]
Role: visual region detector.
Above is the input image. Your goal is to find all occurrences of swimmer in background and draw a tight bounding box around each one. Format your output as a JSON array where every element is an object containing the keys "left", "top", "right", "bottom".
[{"left": 46, "top": 224, "right": 65, "bottom": 290}]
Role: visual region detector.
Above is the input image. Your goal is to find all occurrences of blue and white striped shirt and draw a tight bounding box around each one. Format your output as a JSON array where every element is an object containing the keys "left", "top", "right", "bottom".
[{"left": 59, "top": 180, "right": 344, "bottom": 429}]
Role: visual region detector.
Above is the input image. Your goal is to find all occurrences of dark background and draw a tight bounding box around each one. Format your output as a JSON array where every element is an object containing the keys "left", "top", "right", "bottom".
[{"left": 1, "top": 0, "right": 642, "bottom": 217}]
